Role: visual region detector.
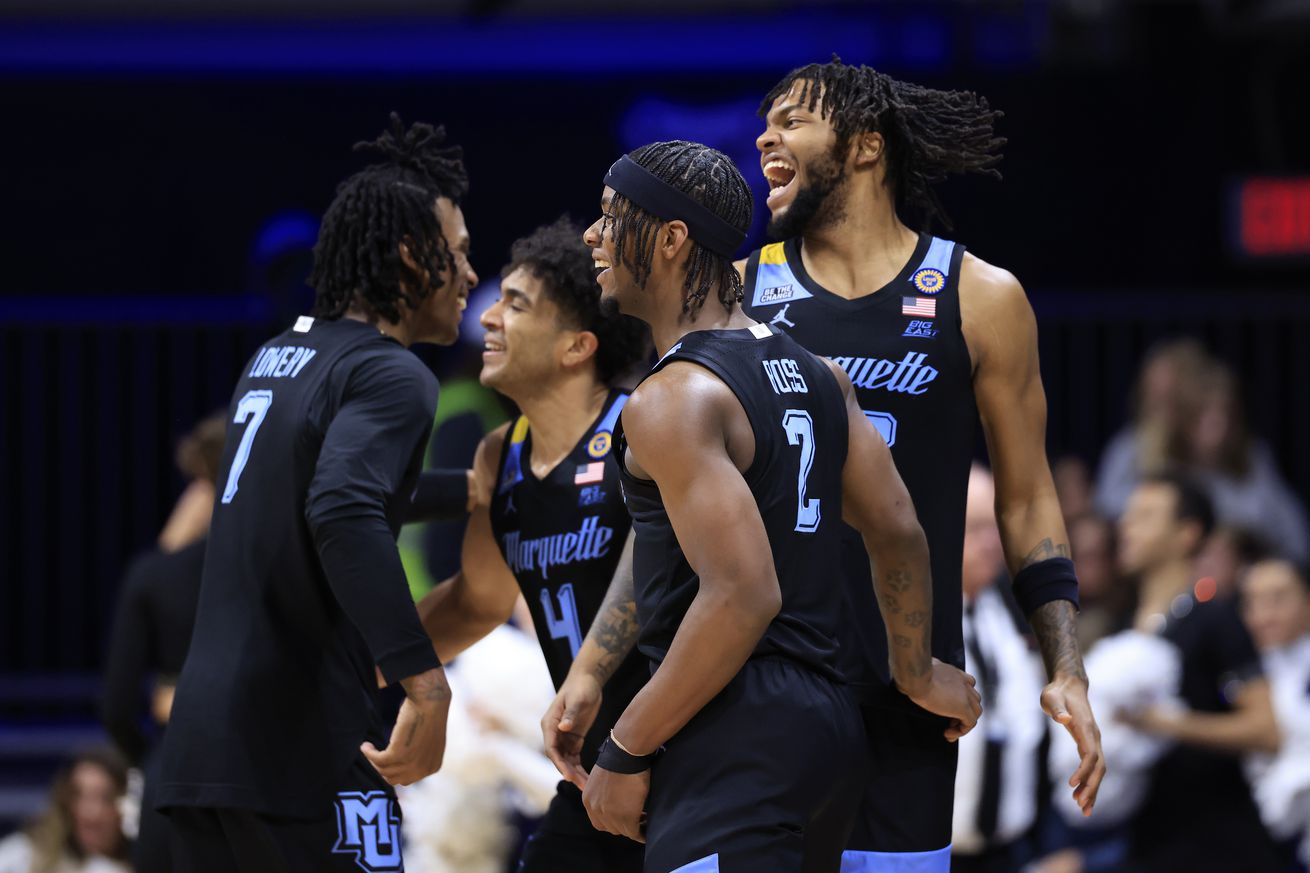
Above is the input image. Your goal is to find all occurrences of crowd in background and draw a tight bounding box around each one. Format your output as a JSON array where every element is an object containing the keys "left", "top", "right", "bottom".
[{"left": 6, "top": 336, "right": 1310, "bottom": 873}]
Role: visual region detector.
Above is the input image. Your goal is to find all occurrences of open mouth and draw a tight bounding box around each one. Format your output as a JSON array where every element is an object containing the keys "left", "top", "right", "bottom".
[
  {"left": 593, "top": 256, "right": 612, "bottom": 282},
  {"left": 483, "top": 337, "right": 506, "bottom": 358},
  {"left": 763, "top": 158, "right": 797, "bottom": 205}
]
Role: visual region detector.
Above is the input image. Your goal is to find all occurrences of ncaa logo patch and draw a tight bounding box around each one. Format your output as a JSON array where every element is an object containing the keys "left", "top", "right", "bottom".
[
  {"left": 333, "top": 791, "right": 402, "bottom": 872},
  {"left": 587, "top": 431, "right": 612, "bottom": 459},
  {"left": 910, "top": 268, "right": 945, "bottom": 295}
]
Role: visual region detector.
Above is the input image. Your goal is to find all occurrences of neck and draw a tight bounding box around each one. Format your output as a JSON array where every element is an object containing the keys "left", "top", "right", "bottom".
[
  {"left": 345, "top": 306, "right": 410, "bottom": 347},
  {"left": 1134, "top": 559, "right": 1196, "bottom": 631},
  {"left": 644, "top": 283, "right": 755, "bottom": 357},
  {"left": 798, "top": 183, "right": 919, "bottom": 299},
  {"left": 514, "top": 371, "right": 610, "bottom": 475}
]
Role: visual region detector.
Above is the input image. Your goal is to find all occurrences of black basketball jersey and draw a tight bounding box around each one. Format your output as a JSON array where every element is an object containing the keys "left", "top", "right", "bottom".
[
  {"left": 743, "top": 234, "right": 975, "bottom": 703},
  {"left": 489, "top": 390, "right": 648, "bottom": 769},
  {"left": 617, "top": 323, "right": 850, "bottom": 680},
  {"left": 159, "top": 315, "right": 439, "bottom": 816}
]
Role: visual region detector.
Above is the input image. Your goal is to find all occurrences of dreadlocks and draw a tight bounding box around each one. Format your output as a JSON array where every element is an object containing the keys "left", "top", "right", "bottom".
[
  {"left": 605, "top": 140, "right": 751, "bottom": 315},
  {"left": 760, "top": 56, "right": 1005, "bottom": 229},
  {"left": 503, "top": 216, "right": 650, "bottom": 385},
  {"left": 309, "top": 113, "right": 469, "bottom": 323}
]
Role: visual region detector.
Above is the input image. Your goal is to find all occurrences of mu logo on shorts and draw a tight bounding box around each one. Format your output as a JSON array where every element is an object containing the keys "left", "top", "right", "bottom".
[{"left": 333, "top": 791, "right": 402, "bottom": 872}]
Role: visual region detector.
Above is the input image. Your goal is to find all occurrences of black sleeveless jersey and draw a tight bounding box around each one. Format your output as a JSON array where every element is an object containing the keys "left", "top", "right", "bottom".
[
  {"left": 616, "top": 324, "right": 850, "bottom": 680},
  {"left": 489, "top": 390, "right": 648, "bottom": 769},
  {"left": 743, "top": 234, "right": 975, "bottom": 704},
  {"left": 160, "top": 316, "right": 438, "bottom": 816}
]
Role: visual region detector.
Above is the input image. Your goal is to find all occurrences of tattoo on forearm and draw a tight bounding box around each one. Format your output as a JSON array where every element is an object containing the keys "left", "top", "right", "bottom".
[
  {"left": 1021, "top": 537, "right": 1071, "bottom": 569},
  {"left": 584, "top": 573, "right": 639, "bottom": 684},
  {"left": 1029, "top": 599, "right": 1087, "bottom": 682},
  {"left": 905, "top": 610, "right": 927, "bottom": 629}
]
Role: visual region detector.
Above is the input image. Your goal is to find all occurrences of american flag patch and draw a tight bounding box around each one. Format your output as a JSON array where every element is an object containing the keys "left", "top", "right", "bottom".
[
  {"left": 902, "top": 296, "right": 936, "bottom": 318},
  {"left": 575, "top": 462, "right": 605, "bottom": 485}
]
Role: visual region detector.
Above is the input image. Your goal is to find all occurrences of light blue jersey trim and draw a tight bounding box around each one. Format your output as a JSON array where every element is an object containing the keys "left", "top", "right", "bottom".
[
  {"left": 751, "top": 261, "right": 812, "bottom": 307},
  {"left": 917, "top": 236, "right": 956, "bottom": 276},
  {"left": 840, "top": 845, "right": 951, "bottom": 873},
  {"left": 671, "top": 854, "right": 720, "bottom": 872},
  {"left": 595, "top": 393, "right": 628, "bottom": 437}
]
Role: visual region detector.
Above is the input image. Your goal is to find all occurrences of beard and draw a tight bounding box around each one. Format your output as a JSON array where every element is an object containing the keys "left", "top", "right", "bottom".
[{"left": 766, "top": 147, "right": 849, "bottom": 240}]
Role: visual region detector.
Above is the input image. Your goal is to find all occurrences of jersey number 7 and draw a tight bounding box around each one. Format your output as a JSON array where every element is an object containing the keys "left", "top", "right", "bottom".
[{"left": 220, "top": 390, "right": 274, "bottom": 504}]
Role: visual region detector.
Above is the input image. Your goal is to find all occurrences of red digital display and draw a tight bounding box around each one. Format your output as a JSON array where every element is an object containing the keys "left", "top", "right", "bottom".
[{"left": 1238, "top": 178, "right": 1310, "bottom": 257}]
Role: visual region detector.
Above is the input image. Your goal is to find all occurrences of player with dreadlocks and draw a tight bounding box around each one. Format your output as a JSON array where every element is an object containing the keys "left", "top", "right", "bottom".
[
  {"left": 736, "top": 58, "right": 1106, "bottom": 870},
  {"left": 574, "top": 140, "right": 980, "bottom": 872},
  {"left": 157, "top": 115, "right": 476, "bottom": 873}
]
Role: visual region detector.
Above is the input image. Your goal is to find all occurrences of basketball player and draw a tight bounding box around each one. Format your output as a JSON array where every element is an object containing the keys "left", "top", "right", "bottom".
[
  {"left": 411, "top": 217, "right": 650, "bottom": 871},
  {"left": 157, "top": 117, "right": 475, "bottom": 873},
  {"left": 740, "top": 59, "right": 1105, "bottom": 870},
  {"left": 579, "top": 140, "right": 981, "bottom": 872}
]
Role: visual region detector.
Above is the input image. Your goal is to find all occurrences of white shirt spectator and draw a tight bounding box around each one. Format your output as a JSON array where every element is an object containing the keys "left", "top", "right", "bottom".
[
  {"left": 952, "top": 586, "right": 1047, "bottom": 855},
  {"left": 0, "top": 832, "right": 129, "bottom": 873},
  {"left": 1246, "top": 634, "right": 1310, "bottom": 860}
]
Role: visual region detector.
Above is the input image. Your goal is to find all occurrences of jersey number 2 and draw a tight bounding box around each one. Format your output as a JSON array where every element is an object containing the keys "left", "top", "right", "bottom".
[
  {"left": 540, "top": 584, "right": 582, "bottom": 658},
  {"left": 221, "top": 390, "right": 273, "bottom": 504},
  {"left": 782, "top": 409, "right": 821, "bottom": 533}
]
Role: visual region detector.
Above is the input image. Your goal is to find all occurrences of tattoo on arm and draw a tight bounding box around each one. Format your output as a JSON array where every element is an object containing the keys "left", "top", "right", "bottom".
[
  {"left": 1021, "top": 537, "right": 1070, "bottom": 568},
  {"left": 583, "top": 570, "right": 639, "bottom": 684},
  {"left": 1029, "top": 599, "right": 1087, "bottom": 682}
]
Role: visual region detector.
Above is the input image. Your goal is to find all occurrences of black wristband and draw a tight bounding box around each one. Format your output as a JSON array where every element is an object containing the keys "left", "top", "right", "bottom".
[
  {"left": 1011, "top": 556, "right": 1080, "bottom": 615},
  {"left": 595, "top": 735, "right": 660, "bottom": 774}
]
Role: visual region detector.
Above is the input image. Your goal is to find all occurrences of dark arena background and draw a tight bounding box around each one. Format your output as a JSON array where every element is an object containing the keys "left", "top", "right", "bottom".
[{"left": 2, "top": 0, "right": 1310, "bottom": 870}]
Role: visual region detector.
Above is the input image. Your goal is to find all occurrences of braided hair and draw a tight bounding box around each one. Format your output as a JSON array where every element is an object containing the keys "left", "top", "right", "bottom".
[
  {"left": 605, "top": 141, "right": 751, "bottom": 315},
  {"left": 761, "top": 56, "right": 1004, "bottom": 229},
  {"left": 310, "top": 113, "right": 468, "bottom": 323},
  {"left": 503, "top": 216, "right": 650, "bottom": 385}
]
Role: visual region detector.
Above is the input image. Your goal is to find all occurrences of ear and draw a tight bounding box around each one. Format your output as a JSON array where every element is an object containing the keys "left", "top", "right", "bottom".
[
  {"left": 853, "top": 131, "right": 885, "bottom": 170},
  {"left": 561, "top": 330, "right": 600, "bottom": 369},
  {"left": 658, "top": 219, "right": 692, "bottom": 262},
  {"left": 398, "top": 238, "right": 419, "bottom": 271}
]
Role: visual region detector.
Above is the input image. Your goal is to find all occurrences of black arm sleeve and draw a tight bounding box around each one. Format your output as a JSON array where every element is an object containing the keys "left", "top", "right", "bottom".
[
  {"left": 101, "top": 555, "right": 155, "bottom": 764},
  {"left": 405, "top": 469, "right": 471, "bottom": 523},
  {"left": 304, "top": 352, "right": 442, "bottom": 685}
]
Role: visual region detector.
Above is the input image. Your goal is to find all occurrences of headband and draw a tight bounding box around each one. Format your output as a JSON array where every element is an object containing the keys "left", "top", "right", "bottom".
[{"left": 603, "top": 155, "right": 747, "bottom": 259}]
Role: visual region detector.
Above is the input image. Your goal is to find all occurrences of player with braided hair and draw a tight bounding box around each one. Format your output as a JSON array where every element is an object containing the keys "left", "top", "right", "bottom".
[
  {"left": 738, "top": 58, "right": 1105, "bottom": 870},
  {"left": 576, "top": 140, "right": 980, "bottom": 872},
  {"left": 157, "top": 115, "right": 475, "bottom": 873}
]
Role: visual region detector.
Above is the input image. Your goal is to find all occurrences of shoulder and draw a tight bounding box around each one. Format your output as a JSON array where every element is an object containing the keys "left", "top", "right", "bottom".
[
  {"left": 959, "top": 252, "right": 1032, "bottom": 321},
  {"left": 342, "top": 345, "right": 439, "bottom": 412},
  {"left": 475, "top": 422, "right": 513, "bottom": 476},
  {"left": 624, "top": 363, "right": 736, "bottom": 439}
]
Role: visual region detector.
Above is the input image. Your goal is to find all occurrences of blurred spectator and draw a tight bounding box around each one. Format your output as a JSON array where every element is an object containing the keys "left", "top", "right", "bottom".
[
  {"left": 1241, "top": 560, "right": 1310, "bottom": 869},
  {"left": 1183, "top": 365, "right": 1309, "bottom": 562},
  {"left": 1114, "top": 473, "right": 1284, "bottom": 872},
  {"left": 1196, "top": 524, "right": 1272, "bottom": 602},
  {"left": 0, "top": 748, "right": 132, "bottom": 873},
  {"left": 100, "top": 412, "right": 224, "bottom": 873},
  {"left": 1066, "top": 513, "right": 1127, "bottom": 651},
  {"left": 952, "top": 466, "right": 1046, "bottom": 873},
  {"left": 1094, "top": 338, "right": 1210, "bottom": 519},
  {"left": 1052, "top": 456, "right": 1095, "bottom": 522},
  {"left": 1095, "top": 342, "right": 1309, "bottom": 562},
  {"left": 398, "top": 625, "right": 559, "bottom": 873}
]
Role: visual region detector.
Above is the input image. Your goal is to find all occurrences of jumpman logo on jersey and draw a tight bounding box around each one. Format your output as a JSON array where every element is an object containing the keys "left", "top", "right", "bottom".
[
  {"left": 504, "top": 492, "right": 516, "bottom": 515},
  {"left": 771, "top": 304, "right": 796, "bottom": 329}
]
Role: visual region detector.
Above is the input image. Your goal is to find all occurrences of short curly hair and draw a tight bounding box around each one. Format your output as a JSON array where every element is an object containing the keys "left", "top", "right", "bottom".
[{"left": 503, "top": 216, "right": 649, "bottom": 385}]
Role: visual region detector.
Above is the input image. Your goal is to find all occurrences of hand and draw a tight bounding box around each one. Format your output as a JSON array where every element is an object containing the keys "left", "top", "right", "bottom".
[
  {"left": 582, "top": 765, "right": 649, "bottom": 843},
  {"left": 362, "top": 668, "right": 452, "bottom": 786},
  {"left": 542, "top": 671, "right": 603, "bottom": 789},
  {"left": 901, "top": 658, "right": 983, "bottom": 741},
  {"left": 1041, "top": 673, "right": 1105, "bottom": 817}
]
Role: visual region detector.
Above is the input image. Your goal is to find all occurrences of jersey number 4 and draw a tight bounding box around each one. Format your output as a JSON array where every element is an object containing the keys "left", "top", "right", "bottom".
[
  {"left": 540, "top": 584, "right": 583, "bottom": 658},
  {"left": 221, "top": 390, "right": 274, "bottom": 504},
  {"left": 782, "top": 409, "right": 821, "bottom": 534}
]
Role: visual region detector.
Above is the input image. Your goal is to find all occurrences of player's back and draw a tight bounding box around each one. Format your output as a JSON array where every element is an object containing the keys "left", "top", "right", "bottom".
[
  {"left": 160, "top": 315, "right": 438, "bottom": 816},
  {"left": 618, "top": 323, "right": 849, "bottom": 679}
]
